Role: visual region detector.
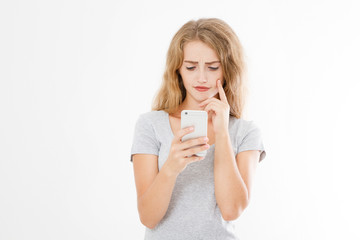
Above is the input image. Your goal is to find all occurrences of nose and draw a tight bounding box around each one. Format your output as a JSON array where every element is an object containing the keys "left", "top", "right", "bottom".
[{"left": 197, "top": 68, "right": 208, "bottom": 83}]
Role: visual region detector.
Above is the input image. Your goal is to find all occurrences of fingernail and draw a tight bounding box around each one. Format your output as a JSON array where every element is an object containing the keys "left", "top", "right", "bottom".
[{"left": 189, "top": 127, "right": 194, "bottom": 131}]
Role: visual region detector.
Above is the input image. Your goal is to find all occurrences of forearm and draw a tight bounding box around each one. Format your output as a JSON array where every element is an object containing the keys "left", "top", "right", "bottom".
[
  {"left": 214, "top": 132, "right": 248, "bottom": 220},
  {"left": 137, "top": 167, "right": 177, "bottom": 229}
]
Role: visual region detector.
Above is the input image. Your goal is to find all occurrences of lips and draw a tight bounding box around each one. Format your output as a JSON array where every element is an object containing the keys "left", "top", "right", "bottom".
[{"left": 194, "top": 86, "right": 210, "bottom": 92}]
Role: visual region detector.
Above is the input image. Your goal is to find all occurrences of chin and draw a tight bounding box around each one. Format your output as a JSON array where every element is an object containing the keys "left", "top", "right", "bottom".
[
  {"left": 194, "top": 96, "right": 210, "bottom": 104},
  {"left": 188, "top": 90, "right": 216, "bottom": 101},
  {"left": 206, "top": 91, "right": 218, "bottom": 98}
]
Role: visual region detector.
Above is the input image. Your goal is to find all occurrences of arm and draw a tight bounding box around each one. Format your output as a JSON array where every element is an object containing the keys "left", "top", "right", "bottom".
[
  {"left": 132, "top": 127, "right": 209, "bottom": 229},
  {"left": 200, "top": 80, "right": 261, "bottom": 221},
  {"left": 214, "top": 134, "right": 260, "bottom": 221},
  {"left": 132, "top": 154, "right": 177, "bottom": 229}
]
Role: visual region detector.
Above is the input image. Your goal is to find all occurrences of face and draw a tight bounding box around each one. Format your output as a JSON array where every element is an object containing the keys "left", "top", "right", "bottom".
[{"left": 179, "top": 40, "right": 224, "bottom": 103}]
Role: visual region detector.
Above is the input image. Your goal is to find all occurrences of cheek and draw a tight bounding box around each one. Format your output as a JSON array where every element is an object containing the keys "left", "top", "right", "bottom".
[
  {"left": 214, "top": 70, "right": 223, "bottom": 79},
  {"left": 208, "top": 68, "right": 222, "bottom": 77},
  {"left": 180, "top": 71, "right": 192, "bottom": 85}
]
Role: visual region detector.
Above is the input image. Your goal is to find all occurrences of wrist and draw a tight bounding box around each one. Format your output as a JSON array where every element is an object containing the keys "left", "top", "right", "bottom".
[
  {"left": 215, "top": 129, "right": 230, "bottom": 139},
  {"left": 161, "top": 163, "right": 179, "bottom": 179}
]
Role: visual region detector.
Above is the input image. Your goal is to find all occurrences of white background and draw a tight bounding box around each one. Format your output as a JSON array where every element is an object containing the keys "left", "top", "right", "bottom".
[{"left": 1, "top": 0, "right": 360, "bottom": 239}]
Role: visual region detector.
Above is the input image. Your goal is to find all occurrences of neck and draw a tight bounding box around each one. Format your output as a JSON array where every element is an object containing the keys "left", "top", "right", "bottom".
[{"left": 180, "top": 101, "right": 203, "bottom": 111}]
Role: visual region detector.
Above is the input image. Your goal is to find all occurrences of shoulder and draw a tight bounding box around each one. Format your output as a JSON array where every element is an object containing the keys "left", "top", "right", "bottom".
[
  {"left": 133, "top": 111, "right": 166, "bottom": 141},
  {"left": 134, "top": 110, "right": 167, "bottom": 136},
  {"left": 229, "top": 116, "right": 262, "bottom": 136},
  {"left": 137, "top": 110, "right": 166, "bottom": 123},
  {"left": 230, "top": 116, "right": 255, "bottom": 130}
]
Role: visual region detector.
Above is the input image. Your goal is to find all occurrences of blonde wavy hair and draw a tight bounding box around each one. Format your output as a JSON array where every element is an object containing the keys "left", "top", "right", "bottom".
[{"left": 151, "top": 18, "right": 248, "bottom": 118}]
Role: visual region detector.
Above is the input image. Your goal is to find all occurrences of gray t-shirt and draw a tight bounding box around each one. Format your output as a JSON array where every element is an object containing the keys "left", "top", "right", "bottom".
[{"left": 130, "top": 110, "right": 266, "bottom": 240}]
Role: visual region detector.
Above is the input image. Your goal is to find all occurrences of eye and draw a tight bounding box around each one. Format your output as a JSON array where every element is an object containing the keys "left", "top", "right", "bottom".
[
  {"left": 209, "top": 67, "right": 219, "bottom": 71},
  {"left": 186, "top": 66, "right": 196, "bottom": 71}
]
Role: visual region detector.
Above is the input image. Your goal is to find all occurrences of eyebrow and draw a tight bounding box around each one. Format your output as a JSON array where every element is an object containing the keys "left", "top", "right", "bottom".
[{"left": 184, "top": 60, "right": 220, "bottom": 64}]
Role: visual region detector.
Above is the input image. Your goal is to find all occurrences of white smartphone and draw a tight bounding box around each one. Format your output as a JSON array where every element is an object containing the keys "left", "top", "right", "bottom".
[{"left": 181, "top": 110, "right": 208, "bottom": 157}]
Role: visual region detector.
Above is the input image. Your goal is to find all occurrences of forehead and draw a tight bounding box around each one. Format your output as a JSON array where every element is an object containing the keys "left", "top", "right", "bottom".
[{"left": 183, "top": 40, "right": 219, "bottom": 62}]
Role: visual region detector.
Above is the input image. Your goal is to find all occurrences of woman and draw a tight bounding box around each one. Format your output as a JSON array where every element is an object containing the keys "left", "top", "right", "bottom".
[{"left": 130, "top": 18, "right": 266, "bottom": 240}]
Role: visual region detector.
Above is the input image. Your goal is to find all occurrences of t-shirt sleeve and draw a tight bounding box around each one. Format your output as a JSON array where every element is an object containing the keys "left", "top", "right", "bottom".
[
  {"left": 236, "top": 121, "right": 266, "bottom": 162},
  {"left": 130, "top": 113, "right": 160, "bottom": 162}
]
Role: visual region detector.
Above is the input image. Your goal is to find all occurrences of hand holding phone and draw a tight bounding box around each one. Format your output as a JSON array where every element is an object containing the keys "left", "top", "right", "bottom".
[{"left": 162, "top": 122, "right": 209, "bottom": 177}]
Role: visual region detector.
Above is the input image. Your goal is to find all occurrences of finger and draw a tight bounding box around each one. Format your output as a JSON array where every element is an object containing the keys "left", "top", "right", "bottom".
[
  {"left": 199, "top": 97, "right": 221, "bottom": 108},
  {"left": 183, "top": 144, "right": 210, "bottom": 157},
  {"left": 175, "top": 126, "right": 194, "bottom": 143},
  {"left": 186, "top": 155, "right": 205, "bottom": 164},
  {"left": 204, "top": 101, "right": 220, "bottom": 114},
  {"left": 217, "top": 80, "right": 228, "bottom": 104},
  {"left": 198, "top": 97, "right": 214, "bottom": 107},
  {"left": 181, "top": 136, "right": 208, "bottom": 150}
]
